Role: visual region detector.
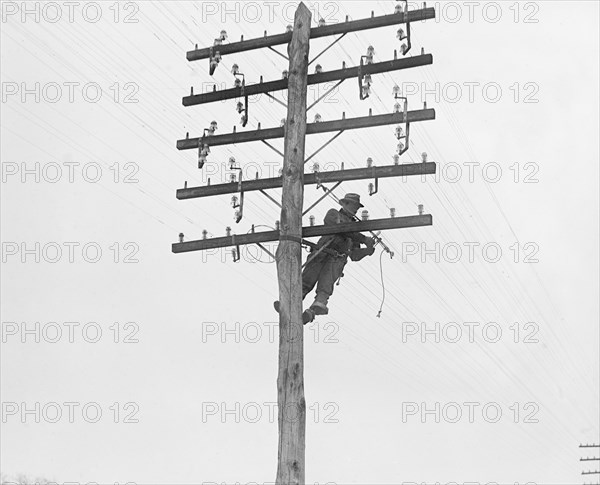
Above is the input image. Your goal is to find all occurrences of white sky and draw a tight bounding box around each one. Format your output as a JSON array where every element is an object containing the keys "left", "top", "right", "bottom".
[{"left": 1, "top": 1, "right": 599, "bottom": 484}]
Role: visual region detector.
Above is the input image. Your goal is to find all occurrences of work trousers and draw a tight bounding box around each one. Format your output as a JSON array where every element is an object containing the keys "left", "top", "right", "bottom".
[{"left": 301, "top": 251, "right": 347, "bottom": 305}]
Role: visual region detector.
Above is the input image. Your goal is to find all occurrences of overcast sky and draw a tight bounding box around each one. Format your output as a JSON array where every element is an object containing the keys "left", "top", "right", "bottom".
[{"left": 1, "top": 1, "right": 599, "bottom": 484}]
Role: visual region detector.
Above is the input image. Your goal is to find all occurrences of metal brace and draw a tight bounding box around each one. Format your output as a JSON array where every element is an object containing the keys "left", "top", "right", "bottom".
[
  {"left": 304, "top": 177, "right": 342, "bottom": 215},
  {"left": 234, "top": 73, "right": 249, "bottom": 127},
  {"left": 358, "top": 57, "right": 369, "bottom": 100},
  {"left": 231, "top": 162, "right": 244, "bottom": 223},
  {"left": 208, "top": 46, "right": 217, "bottom": 75},
  {"left": 394, "top": 95, "right": 411, "bottom": 156},
  {"left": 250, "top": 225, "right": 277, "bottom": 261},
  {"left": 231, "top": 234, "right": 241, "bottom": 262},
  {"left": 368, "top": 168, "right": 379, "bottom": 196},
  {"left": 197, "top": 137, "right": 210, "bottom": 169},
  {"left": 259, "top": 189, "right": 282, "bottom": 208},
  {"left": 240, "top": 93, "right": 249, "bottom": 127},
  {"left": 304, "top": 130, "right": 345, "bottom": 165},
  {"left": 397, "top": 0, "right": 412, "bottom": 56}
]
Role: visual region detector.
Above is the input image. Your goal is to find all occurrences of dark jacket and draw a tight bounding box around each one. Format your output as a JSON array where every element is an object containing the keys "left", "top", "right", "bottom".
[{"left": 317, "top": 208, "right": 372, "bottom": 260}]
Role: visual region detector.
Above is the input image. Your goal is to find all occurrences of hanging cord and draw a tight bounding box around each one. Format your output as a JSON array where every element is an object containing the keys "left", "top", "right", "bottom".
[{"left": 376, "top": 249, "right": 387, "bottom": 318}]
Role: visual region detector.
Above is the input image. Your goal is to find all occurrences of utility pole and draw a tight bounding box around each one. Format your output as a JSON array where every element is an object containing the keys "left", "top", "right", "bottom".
[
  {"left": 275, "top": 4, "right": 310, "bottom": 483},
  {"left": 580, "top": 443, "right": 600, "bottom": 485},
  {"left": 172, "top": 2, "right": 436, "bottom": 482}
]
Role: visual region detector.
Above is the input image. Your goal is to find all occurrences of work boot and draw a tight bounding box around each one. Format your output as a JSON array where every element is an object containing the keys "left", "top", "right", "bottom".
[
  {"left": 310, "top": 301, "right": 329, "bottom": 315},
  {"left": 276, "top": 300, "right": 316, "bottom": 324},
  {"left": 302, "top": 308, "right": 315, "bottom": 325}
]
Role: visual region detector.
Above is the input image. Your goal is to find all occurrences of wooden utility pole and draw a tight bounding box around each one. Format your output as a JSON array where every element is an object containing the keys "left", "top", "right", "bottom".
[
  {"left": 172, "top": 3, "right": 437, "bottom": 482},
  {"left": 275, "top": 4, "right": 310, "bottom": 483},
  {"left": 579, "top": 443, "right": 600, "bottom": 482}
]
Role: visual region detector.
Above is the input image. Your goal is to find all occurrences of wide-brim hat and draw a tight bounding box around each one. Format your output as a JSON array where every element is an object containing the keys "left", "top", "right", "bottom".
[{"left": 340, "top": 193, "right": 364, "bottom": 208}]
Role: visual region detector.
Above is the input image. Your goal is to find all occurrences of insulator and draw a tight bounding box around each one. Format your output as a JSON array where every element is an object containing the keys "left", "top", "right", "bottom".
[
  {"left": 395, "top": 126, "right": 404, "bottom": 139},
  {"left": 234, "top": 210, "right": 241, "bottom": 221},
  {"left": 229, "top": 173, "right": 237, "bottom": 183},
  {"left": 365, "top": 45, "right": 375, "bottom": 64},
  {"left": 198, "top": 154, "right": 207, "bottom": 169},
  {"left": 394, "top": 3, "right": 403, "bottom": 14},
  {"left": 418, "top": 204, "right": 424, "bottom": 215},
  {"left": 220, "top": 30, "right": 227, "bottom": 41},
  {"left": 210, "top": 58, "right": 218, "bottom": 69},
  {"left": 231, "top": 248, "right": 237, "bottom": 259},
  {"left": 210, "top": 121, "right": 218, "bottom": 131},
  {"left": 401, "top": 43, "right": 408, "bottom": 55},
  {"left": 315, "top": 64, "right": 323, "bottom": 74},
  {"left": 280, "top": 118, "right": 286, "bottom": 127},
  {"left": 178, "top": 233, "right": 184, "bottom": 243},
  {"left": 397, "top": 141, "right": 405, "bottom": 153},
  {"left": 394, "top": 102, "right": 401, "bottom": 113},
  {"left": 234, "top": 78, "right": 242, "bottom": 88},
  {"left": 392, "top": 154, "right": 400, "bottom": 165},
  {"left": 364, "top": 74, "right": 372, "bottom": 86},
  {"left": 390, "top": 208, "right": 396, "bottom": 218},
  {"left": 229, "top": 156, "right": 236, "bottom": 169},
  {"left": 202, "top": 230, "right": 208, "bottom": 240},
  {"left": 231, "top": 63, "right": 239, "bottom": 75},
  {"left": 314, "top": 113, "right": 322, "bottom": 123},
  {"left": 278, "top": 168, "right": 283, "bottom": 177},
  {"left": 226, "top": 226, "right": 232, "bottom": 237},
  {"left": 366, "top": 157, "right": 373, "bottom": 167},
  {"left": 362, "top": 85, "right": 371, "bottom": 97},
  {"left": 286, "top": 24, "right": 293, "bottom": 33},
  {"left": 318, "top": 18, "right": 326, "bottom": 27},
  {"left": 240, "top": 114, "right": 248, "bottom": 125},
  {"left": 236, "top": 101, "right": 244, "bottom": 113},
  {"left": 368, "top": 182, "right": 374, "bottom": 194},
  {"left": 231, "top": 196, "right": 238, "bottom": 207},
  {"left": 421, "top": 152, "right": 428, "bottom": 162},
  {"left": 275, "top": 220, "right": 280, "bottom": 230},
  {"left": 282, "top": 70, "right": 288, "bottom": 79},
  {"left": 312, "top": 162, "right": 320, "bottom": 172},
  {"left": 361, "top": 210, "right": 369, "bottom": 221},
  {"left": 213, "top": 38, "right": 222, "bottom": 46},
  {"left": 214, "top": 53, "right": 221, "bottom": 62},
  {"left": 392, "top": 84, "right": 401, "bottom": 96},
  {"left": 309, "top": 215, "right": 315, "bottom": 226},
  {"left": 397, "top": 28, "right": 405, "bottom": 39}
]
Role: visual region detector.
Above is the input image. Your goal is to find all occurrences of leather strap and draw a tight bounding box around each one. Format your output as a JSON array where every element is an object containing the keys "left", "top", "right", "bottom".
[{"left": 279, "top": 234, "right": 303, "bottom": 244}]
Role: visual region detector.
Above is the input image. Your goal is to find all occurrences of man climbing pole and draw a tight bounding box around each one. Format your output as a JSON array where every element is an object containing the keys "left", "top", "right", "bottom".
[{"left": 274, "top": 193, "right": 376, "bottom": 324}]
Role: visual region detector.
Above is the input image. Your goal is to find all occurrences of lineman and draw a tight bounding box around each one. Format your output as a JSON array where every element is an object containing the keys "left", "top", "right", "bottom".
[{"left": 274, "top": 193, "right": 375, "bottom": 324}]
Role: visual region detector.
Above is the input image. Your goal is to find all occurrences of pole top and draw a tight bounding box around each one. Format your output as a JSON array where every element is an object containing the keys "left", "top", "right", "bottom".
[{"left": 295, "top": 2, "right": 312, "bottom": 19}]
